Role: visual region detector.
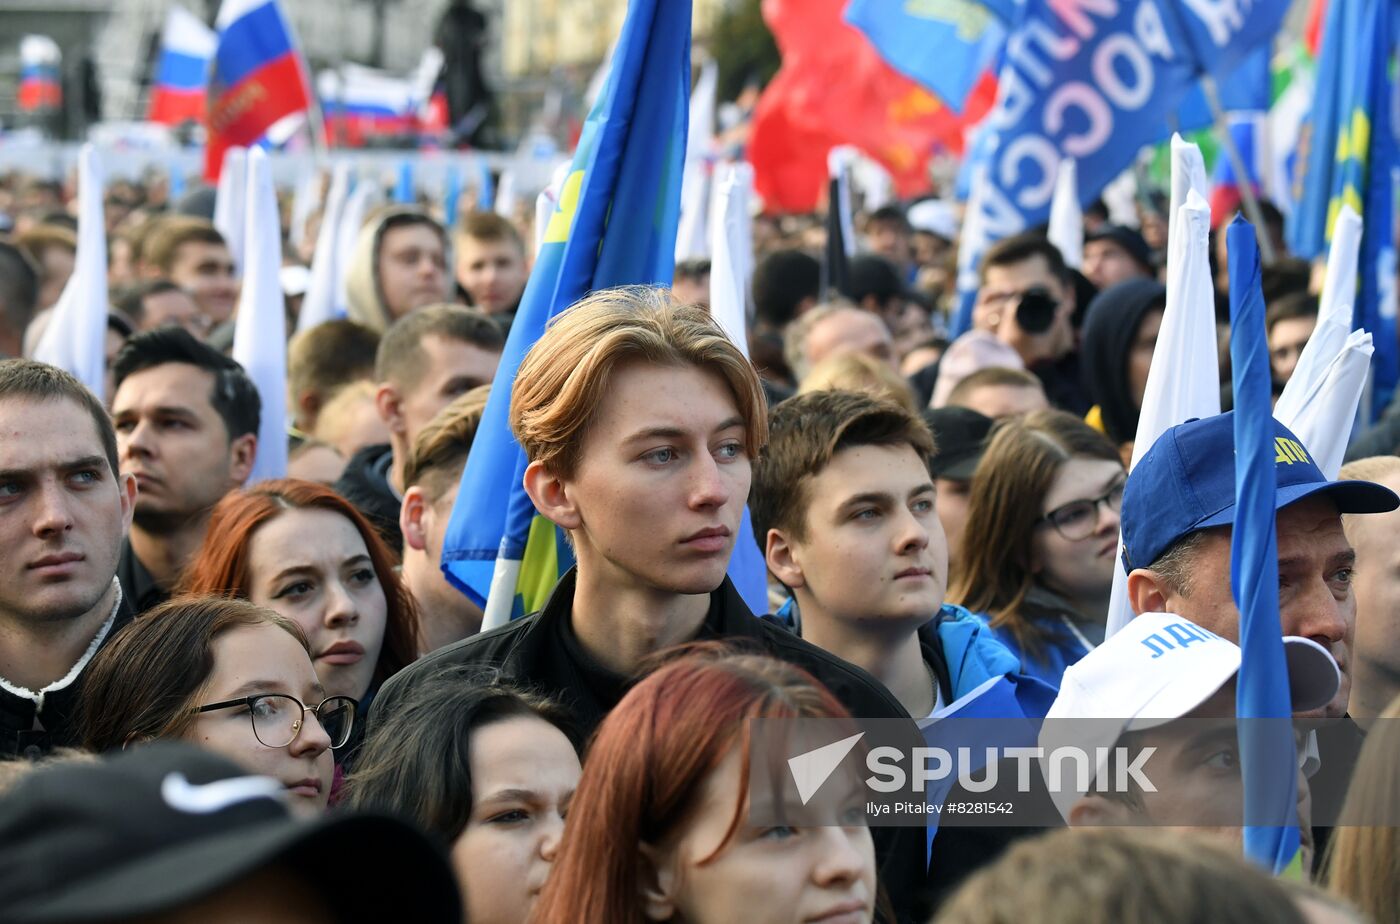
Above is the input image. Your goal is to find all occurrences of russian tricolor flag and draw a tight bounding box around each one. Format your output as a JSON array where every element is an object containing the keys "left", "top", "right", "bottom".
[
  {"left": 205, "top": 0, "right": 310, "bottom": 181},
  {"left": 149, "top": 6, "right": 216, "bottom": 126},
  {"left": 18, "top": 36, "right": 62, "bottom": 112},
  {"left": 318, "top": 66, "right": 417, "bottom": 147}
]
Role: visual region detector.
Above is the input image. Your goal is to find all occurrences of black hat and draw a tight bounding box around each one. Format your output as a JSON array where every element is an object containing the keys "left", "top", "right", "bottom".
[
  {"left": 922, "top": 406, "right": 994, "bottom": 480},
  {"left": 1085, "top": 224, "right": 1155, "bottom": 273},
  {"left": 0, "top": 742, "right": 461, "bottom": 924}
]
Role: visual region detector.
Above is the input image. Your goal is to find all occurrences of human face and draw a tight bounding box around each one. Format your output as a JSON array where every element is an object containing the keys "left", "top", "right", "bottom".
[
  {"left": 1269, "top": 316, "right": 1316, "bottom": 385},
  {"left": 36, "top": 246, "right": 75, "bottom": 310},
  {"left": 957, "top": 383, "right": 1048, "bottom": 420},
  {"left": 168, "top": 242, "right": 239, "bottom": 326},
  {"left": 1127, "top": 307, "right": 1163, "bottom": 408},
  {"left": 247, "top": 508, "right": 388, "bottom": 701},
  {"left": 113, "top": 363, "right": 251, "bottom": 529},
  {"left": 188, "top": 623, "right": 334, "bottom": 815},
  {"left": 865, "top": 221, "right": 911, "bottom": 267},
  {"left": 378, "top": 224, "right": 448, "bottom": 320},
  {"left": 140, "top": 288, "right": 210, "bottom": 338},
  {"left": 648, "top": 746, "right": 876, "bottom": 924},
  {"left": 1031, "top": 457, "right": 1125, "bottom": 609},
  {"left": 1082, "top": 239, "right": 1147, "bottom": 291},
  {"left": 562, "top": 362, "right": 751, "bottom": 596},
  {"left": 776, "top": 444, "right": 946, "bottom": 630},
  {"left": 455, "top": 236, "right": 528, "bottom": 316},
  {"left": 1151, "top": 496, "right": 1356, "bottom": 717},
  {"left": 805, "top": 310, "right": 895, "bottom": 374},
  {"left": 397, "top": 335, "right": 501, "bottom": 448},
  {"left": 0, "top": 399, "right": 133, "bottom": 624},
  {"left": 451, "top": 716, "right": 580, "bottom": 924},
  {"left": 1340, "top": 471, "right": 1400, "bottom": 720},
  {"left": 935, "top": 477, "right": 972, "bottom": 572},
  {"left": 973, "top": 256, "right": 1073, "bottom": 363}
]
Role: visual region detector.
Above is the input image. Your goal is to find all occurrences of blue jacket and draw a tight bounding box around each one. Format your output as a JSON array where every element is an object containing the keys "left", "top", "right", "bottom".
[{"left": 928, "top": 604, "right": 1059, "bottom": 720}]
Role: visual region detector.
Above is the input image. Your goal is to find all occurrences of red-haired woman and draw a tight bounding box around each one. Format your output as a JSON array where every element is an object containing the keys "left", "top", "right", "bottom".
[
  {"left": 182, "top": 478, "right": 419, "bottom": 719},
  {"left": 531, "top": 643, "right": 884, "bottom": 924}
]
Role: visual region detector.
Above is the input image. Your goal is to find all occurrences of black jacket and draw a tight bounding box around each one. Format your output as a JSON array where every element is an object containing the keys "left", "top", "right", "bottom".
[
  {"left": 0, "top": 583, "right": 134, "bottom": 760},
  {"left": 371, "top": 568, "right": 932, "bottom": 921},
  {"left": 1079, "top": 279, "right": 1167, "bottom": 444},
  {"left": 115, "top": 538, "right": 169, "bottom": 617},
  {"left": 333, "top": 443, "right": 403, "bottom": 552}
]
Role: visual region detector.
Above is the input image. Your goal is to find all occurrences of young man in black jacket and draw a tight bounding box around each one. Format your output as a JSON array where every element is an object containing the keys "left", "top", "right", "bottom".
[{"left": 371, "top": 288, "right": 928, "bottom": 917}]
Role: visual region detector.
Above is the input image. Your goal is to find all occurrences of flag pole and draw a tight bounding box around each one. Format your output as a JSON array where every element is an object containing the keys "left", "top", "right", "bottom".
[{"left": 1201, "top": 74, "right": 1277, "bottom": 266}]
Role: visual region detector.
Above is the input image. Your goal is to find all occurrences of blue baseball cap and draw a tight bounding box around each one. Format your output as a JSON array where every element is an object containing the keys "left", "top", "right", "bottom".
[{"left": 1121, "top": 412, "right": 1399, "bottom": 570}]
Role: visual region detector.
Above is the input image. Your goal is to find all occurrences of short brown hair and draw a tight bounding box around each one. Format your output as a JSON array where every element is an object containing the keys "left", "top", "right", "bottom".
[
  {"left": 798, "top": 351, "right": 919, "bottom": 414},
  {"left": 76, "top": 596, "right": 307, "bottom": 752},
  {"left": 978, "top": 230, "right": 1069, "bottom": 286},
  {"left": 455, "top": 211, "right": 525, "bottom": 253},
  {"left": 141, "top": 216, "right": 226, "bottom": 274},
  {"left": 288, "top": 319, "right": 380, "bottom": 408},
  {"left": 752, "top": 390, "right": 934, "bottom": 544},
  {"left": 15, "top": 224, "right": 77, "bottom": 265},
  {"left": 402, "top": 385, "right": 491, "bottom": 502},
  {"left": 1265, "top": 292, "right": 1319, "bottom": 334},
  {"left": 935, "top": 828, "right": 1306, "bottom": 924},
  {"left": 0, "top": 359, "right": 118, "bottom": 476},
  {"left": 946, "top": 366, "right": 1044, "bottom": 407},
  {"left": 374, "top": 304, "right": 503, "bottom": 390},
  {"left": 510, "top": 287, "right": 767, "bottom": 479}
]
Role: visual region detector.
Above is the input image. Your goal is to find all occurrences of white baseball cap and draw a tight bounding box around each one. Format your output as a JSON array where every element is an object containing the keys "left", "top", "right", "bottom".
[
  {"left": 907, "top": 199, "right": 958, "bottom": 241},
  {"left": 1037, "top": 612, "right": 1340, "bottom": 821}
]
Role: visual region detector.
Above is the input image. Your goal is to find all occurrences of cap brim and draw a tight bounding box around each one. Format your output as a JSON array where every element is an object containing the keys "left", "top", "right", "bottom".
[
  {"left": 20, "top": 812, "right": 460, "bottom": 924},
  {"left": 931, "top": 450, "right": 981, "bottom": 481},
  {"left": 1194, "top": 478, "right": 1400, "bottom": 533},
  {"left": 1281, "top": 635, "right": 1341, "bottom": 713}
]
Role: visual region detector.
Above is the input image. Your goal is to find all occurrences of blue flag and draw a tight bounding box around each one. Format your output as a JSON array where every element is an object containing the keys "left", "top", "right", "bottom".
[
  {"left": 844, "top": 0, "right": 1008, "bottom": 114},
  {"left": 440, "top": 0, "right": 769, "bottom": 625},
  {"left": 965, "top": 0, "right": 1285, "bottom": 242},
  {"left": 1287, "top": 0, "right": 1397, "bottom": 417},
  {"left": 1227, "top": 216, "right": 1302, "bottom": 876}
]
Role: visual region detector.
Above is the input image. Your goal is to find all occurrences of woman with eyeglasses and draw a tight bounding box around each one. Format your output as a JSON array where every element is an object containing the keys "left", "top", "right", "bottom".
[
  {"left": 180, "top": 479, "right": 419, "bottom": 719},
  {"left": 76, "top": 596, "right": 352, "bottom": 815},
  {"left": 948, "top": 409, "right": 1125, "bottom": 690}
]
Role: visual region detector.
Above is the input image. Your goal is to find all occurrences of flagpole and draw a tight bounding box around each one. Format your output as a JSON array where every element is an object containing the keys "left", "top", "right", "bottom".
[{"left": 1201, "top": 75, "right": 1277, "bottom": 266}]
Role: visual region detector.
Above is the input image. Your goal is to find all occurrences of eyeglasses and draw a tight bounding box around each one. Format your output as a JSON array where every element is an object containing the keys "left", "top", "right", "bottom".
[
  {"left": 1038, "top": 480, "right": 1125, "bottom": 541},
  {"left": 195, "top": 693, "right": 358, "bottom": 750}
]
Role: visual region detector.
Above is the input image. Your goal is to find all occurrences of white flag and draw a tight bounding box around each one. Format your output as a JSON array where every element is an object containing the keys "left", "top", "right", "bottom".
[
  {"left": 213, "top": 146, "right": 247, "bottom": 276},
  {"left": 332, "top": 178, "right": 380, "bottom": 318},
  {"left": 231, "top": 148, "right": 287, "bottom": 483},
  {"left": 1277, "top": 330, "right": 1373, "bottom": 479},
  {"left": 33, "top": 144, "right": 108, "bottom": 397},
  {"left": 1048, "top": 159, "right": 1082, "bottom": 270},
  {"left": 1105, "top": 183, "right": 1220, "bottom": 638},
  {"left": 297, "top": 162, "right": 352, "bottom": 333},
  {"left": 675, "top": 59, "right": 718, "bottom": 262},
  {"left": 709, "top": 162, "right": 753, "bottom": 358}
]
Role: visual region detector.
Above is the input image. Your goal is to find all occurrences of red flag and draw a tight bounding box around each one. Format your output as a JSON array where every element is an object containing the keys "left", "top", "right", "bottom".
[
  {"left": 1305, "top": 0, "right": 1328, "bottom": 57},
  {"left": 747, "top": 0, "right": 993, "bottom": 214}
]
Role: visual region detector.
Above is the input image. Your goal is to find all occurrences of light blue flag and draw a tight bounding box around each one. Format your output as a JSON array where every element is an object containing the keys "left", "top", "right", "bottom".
[
  {"left": 394, "top": 161, "right": 414, "bottom": 204},
  {"left": 844, "top": 0, "right": 1007, "bottom": 114},
  {"left": 475, "top": 155, "right": 495, "bottom": 211},
  {"left": 443, "top": 164, "right": 462, "bottom": 231},
  {"left": 1227, "top": 216, "right": 1302, "bottom": 875},
  {"left": 442, "top": 0, "right": 766, "bottom": 626}
]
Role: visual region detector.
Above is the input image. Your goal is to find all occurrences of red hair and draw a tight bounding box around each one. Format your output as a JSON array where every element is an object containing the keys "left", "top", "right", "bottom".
[
  {"left": 180, "top": 478, "right": 419, "bottom": 687},
  {"left": 531, "top": 643, "right": 853, "bottom": 924}
]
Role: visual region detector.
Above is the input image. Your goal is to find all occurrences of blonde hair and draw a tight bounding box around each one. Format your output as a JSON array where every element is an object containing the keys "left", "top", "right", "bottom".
[
  {"left": 510, "top": 287, "right": 767, "bottom": 478},
  {"left": 314, "top": 380, "right": 385, "bottom": 459},
  {"left": 1326, "top": 692, "right": 1400, "bottom": 924},
  {"left": 798, "top": 351, "right": 919, "bottom": 414}
]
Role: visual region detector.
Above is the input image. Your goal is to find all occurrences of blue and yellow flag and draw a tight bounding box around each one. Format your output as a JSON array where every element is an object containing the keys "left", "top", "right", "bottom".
[
  {"left": 1287, "top": 0, "right": 1397, "bottom": 415},
  {"left": 442, "top": 0, "right": 745, "bottom": 628},
  {"left": 1227, "top": 216, "right": 1302, "bottom": 876}
]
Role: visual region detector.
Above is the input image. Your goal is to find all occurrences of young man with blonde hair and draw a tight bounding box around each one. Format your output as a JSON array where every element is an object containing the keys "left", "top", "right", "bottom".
[{"left": 371, "top": 287, "right": 927, "bottom": 915}]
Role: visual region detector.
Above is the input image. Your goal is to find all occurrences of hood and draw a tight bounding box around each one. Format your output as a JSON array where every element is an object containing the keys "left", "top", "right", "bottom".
[
  {"left": 1078, "top": 278, "right": 1165, "bottom": 444},
  {"left": 932, "top": 604, "right": 1058, "bottom": 718},
  {"left": 344, "top": 206, "right": 441, "bottom": 333}
]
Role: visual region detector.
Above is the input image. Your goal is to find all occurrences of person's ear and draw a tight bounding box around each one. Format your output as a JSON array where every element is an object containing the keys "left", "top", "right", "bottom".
[
  {"left": 1067, "top": 794, "right": 1136, "bottom": 828},
  {"left": 522, "top": 460, "right": 582, "bottom": 531},
  {"left": 766, "top": 528, "right": 807, "bottom": 590},
  {"left": 228, "top": 433, "right": 257, "bottom": 485},
  {"left": 375, "top": 383, "right": 405, "bottom": 435},
  {"left": 637, "top": 841, "right": 678, "bottom": 922},
  {"left": 118, "top": 471, "right": 137, "bottom": 534},
  {"left": 1127, "top": 568, "right": 1171, "bottom": 616},
  {"left": 297, "top": 389, "right": 322, "bottom": 430},
  {"left": 401, "top": 487, "right": 429, "bottom": 552}
]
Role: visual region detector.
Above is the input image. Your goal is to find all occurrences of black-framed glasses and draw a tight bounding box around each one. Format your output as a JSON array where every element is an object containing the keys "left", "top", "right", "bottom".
[
  {"left": 1038, "top": 480, "right": 1125, "bottom": 541},
  {"left": 195, "top": 693, "right": 358, "bottom": 749}
]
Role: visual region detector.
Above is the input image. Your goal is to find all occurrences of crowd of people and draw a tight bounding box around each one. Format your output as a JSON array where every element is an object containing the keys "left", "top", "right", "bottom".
[{"left": 0, "top": 157, "right": 1397, "bottom": 924}]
